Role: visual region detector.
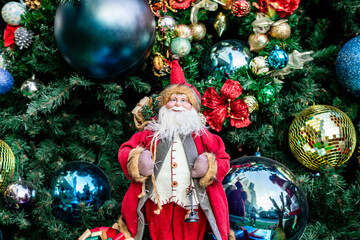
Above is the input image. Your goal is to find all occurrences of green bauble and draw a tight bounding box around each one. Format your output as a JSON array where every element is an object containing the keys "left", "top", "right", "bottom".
[
  {"left": 170, "top": 37, "right": 191, "bottom": 58},
  {"left": 256, "top": 85, "right": 276, "bottom": 105}
]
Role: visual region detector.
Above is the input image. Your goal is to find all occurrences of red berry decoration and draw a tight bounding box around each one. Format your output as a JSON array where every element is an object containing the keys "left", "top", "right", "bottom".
[{"left": 231, "top": 0, "right": 251, "bottom": 17}]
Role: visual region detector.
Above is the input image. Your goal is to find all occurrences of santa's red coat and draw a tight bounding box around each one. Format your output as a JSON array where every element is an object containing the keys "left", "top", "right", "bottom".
[{"left": 118, "top": 129, "right": 230, "bottom": 239}]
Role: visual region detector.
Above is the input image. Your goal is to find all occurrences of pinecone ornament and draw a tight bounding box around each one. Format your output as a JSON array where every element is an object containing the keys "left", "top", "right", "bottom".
[
  {"left": 25, "top": 0, "right": 41, "bottom": 9},
  {"left": 14, "top": 27, "right": 34, "bottom": 50}
]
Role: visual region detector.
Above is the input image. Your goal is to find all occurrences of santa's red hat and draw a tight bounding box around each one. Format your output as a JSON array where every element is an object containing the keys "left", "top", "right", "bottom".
[{"left": 158, "top": 56, "right": 201, "bottom": 111}]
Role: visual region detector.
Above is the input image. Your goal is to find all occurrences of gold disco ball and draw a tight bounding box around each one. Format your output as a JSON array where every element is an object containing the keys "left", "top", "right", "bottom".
[
  {"left": 289, "top": 105, "right": 356, "bottom": 170},
  {"left": 0, "top": 140, "right": 16, "bottom": 192}
]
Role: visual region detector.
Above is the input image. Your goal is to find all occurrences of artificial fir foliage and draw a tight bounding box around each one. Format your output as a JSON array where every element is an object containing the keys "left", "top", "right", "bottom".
[{"left": 0, "top": 0, "right": 359, "bottom": 239}]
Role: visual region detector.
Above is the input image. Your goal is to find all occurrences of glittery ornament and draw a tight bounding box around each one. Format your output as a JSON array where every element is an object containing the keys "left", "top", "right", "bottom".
[
  {"left": 289, "top": 105, "right": 356, "bottom": 171},
  {"left": 231, "top": 0, "right": 251, "bottom": 17},
  {"left": 189, "top": 22, "right": 206, "bottom": 42},
  {"left": 335, "top": 36, "right": 360, "bottom": 97},
  {"left": 249, "top": 56, "right": 269, "bottom": 76},
  {"left": 268, "top": 45, "right": 289, "bottom": 69},
  {"left": 50, "top": 162, "right": 111, "bottom": 224},
  {"left": 20, "top": 75, "right": 44, "bottom": 98},
  {"left": 242, "top": 95, "right": 258, "bottom": 113},
  {"left": 25, "top": 0, "right": 41, "bottom": 9},
  {"left": 158, "top": 16, "right": 177, "bottom": 32},
  {"left": 1, "top": 2, "right": 26, "bottom": 26},
  {"left": 202, "top": 40, "right": 254, "bottom": 77},
  {"left": 0, "top": 69, "right": 14, "bottom": 95},
  {"left": 175, "top": 24, "right": 193, "bottom": 41},
  {"left": 223, "top": 156, "right": 308, "bottom": 240},
  {"left": 248, "top": 33, "right": 269, "bottom": 53},
  {"left": 220, "top": 0, "right": 233, "bottom": 9},
  {"left": 153, "top": 55, "right": 164, "bottom": 71},
  {"left": 0, "top": 140, "right": 16, "bottom": 192},
  {"left": 4, "top": 177, "right": 36, "bottom": 210},
  {"left": 170, "top": 37, "right": 191, "bottom": 57},
  {"left": 14, "top": 27, "right": 34, "bottom": 50},
  {"left": 256, "top": 85, "right": 276, "bottom": 105},
  {"left": 214, "top": 11, "right": 228, "bottom": 37},
  {"left": 269, "top": 20, "right": 291, "bottom": 40}
]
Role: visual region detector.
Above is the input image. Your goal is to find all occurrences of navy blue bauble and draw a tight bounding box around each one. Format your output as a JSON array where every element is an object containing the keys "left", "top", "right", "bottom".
[
  {"left": 50, "top": 162, "right": 111, "bottom": 224},
  {"left": 0, "top": 69, "right": 14, "bottom": 94},
  {"left": 268, "top": 46, "right": 289, "bottom": 69},
  {"left": 335, "top": 36, "right": 360, "bottom": 97},
  {"left": 54, "top": 0, "right": 155, "bottom": 79}
]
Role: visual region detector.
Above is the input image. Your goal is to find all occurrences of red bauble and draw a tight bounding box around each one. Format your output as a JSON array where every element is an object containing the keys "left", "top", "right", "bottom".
[{"left": 231, "top": 0, "right": 251, "bottom": 17}]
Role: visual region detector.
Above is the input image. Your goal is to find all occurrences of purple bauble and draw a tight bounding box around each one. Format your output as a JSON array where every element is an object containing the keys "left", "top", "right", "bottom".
[{"left": 4, "top": 178, "right": 36, "bottom": 210}]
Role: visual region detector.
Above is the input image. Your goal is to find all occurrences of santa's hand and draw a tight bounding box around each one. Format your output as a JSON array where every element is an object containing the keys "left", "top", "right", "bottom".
[
  {"left": 191, "top": 154, "right": 209, "bottom": 178},
  {"left": 138, "top": 150, "right": 154, "bottom": 176}
]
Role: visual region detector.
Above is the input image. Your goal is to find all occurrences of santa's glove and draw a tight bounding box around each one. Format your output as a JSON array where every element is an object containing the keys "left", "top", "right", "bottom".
[
  {"left": 138, "top": 150, "right": 154, "bottom": 177},
  {"left": 191, "top": 154, "right": 209, "bottom": 178}
]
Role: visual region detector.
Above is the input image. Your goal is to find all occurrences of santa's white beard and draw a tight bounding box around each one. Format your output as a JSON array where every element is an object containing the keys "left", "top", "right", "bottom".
[{"left": 146, "top": 105, "right": 205, "bottom": 140}]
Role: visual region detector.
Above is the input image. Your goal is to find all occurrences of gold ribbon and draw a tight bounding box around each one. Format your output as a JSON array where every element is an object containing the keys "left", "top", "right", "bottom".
[
  {"left": 269, "top": 50, "right": 314, "bottom": 80},
  {"left": 191, "top": 0, "right": 223, "bottom": 24},
  {"left": 251, "top": 12, "right": 275, "bottom": 35}
]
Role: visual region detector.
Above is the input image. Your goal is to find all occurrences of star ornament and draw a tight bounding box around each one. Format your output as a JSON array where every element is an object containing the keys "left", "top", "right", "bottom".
[{"left": 202, "top": 79, "right": 251, "bottom": 132}]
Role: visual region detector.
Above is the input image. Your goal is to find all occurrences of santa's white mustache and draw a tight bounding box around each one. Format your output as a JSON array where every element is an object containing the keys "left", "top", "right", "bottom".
[{"left": 170, "top": 106, "right": 187, "bottom": 111}]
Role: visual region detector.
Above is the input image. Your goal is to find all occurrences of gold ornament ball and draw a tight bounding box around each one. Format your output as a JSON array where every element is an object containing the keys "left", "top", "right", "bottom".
[
  {"left": 248, "top": 33, "right": 269, "bottom": 53},
  {"left": 289, "top": 105, "right": 356, "bottom": 171},
  {"left": 0, "top": 140, "right": 16, "bottom": 192},
  {"left": 269, "top": 20, "right": 291, "bottom": 40},
  {"left": 242, "top": 95, "right": 258, "bottom": 113},
  {"left": 189, "top": 22, "right": 206, "bottom": 42},
  {"left": 175, "top": 24, "right": 193, "bottom": 41}
]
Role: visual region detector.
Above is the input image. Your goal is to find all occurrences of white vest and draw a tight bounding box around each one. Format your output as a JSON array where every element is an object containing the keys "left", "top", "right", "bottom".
[{"left": 150, "top": 135, "right": 199, "bottom": 208}]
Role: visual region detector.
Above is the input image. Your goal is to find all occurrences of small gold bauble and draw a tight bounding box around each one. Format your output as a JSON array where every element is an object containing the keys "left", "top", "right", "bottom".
[
  {"left": 0, "top": 140, "right": 16, "bottom": 192},
  {"left": 289, "top": 105, "right": 356, "bottom": 171},
  {"left": 153, "top": 56, "right": 164, "bottom": 71},
  {"left": 189, "top": 22, "right": 207, "bottom": 42},
  {"left": 269, "top": 20, "right": 291, "bottom": 40},
  {"left": 175, "top": 24, "right": 193, "bottom": 41},
  {"left": 248, "top": 33, "right": 269, "bottom": 52},
  {"left": 219, "top": 0, "right": 233, "bottom": 9},
  {"left": 242, "top": 95, "right": 259, "bottom": 113}
]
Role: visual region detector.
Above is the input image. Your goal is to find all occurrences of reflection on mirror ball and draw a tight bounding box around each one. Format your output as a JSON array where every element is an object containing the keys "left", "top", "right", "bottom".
[
  {"left": 50, "top": 161, "right": 111, "bottom": 224},
  {"left": 223, "top": 156, "right": 308, "bottom": 240}
]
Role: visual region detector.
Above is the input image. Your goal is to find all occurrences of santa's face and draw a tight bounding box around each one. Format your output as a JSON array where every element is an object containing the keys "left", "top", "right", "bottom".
[{"left": 166, "top": 94, "right": 193, "bottom": 111}]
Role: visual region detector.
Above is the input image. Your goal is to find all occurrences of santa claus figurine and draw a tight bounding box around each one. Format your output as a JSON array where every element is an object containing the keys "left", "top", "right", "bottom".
[{"left": 118, "top": 55, "right": 231, "bottom": 240}]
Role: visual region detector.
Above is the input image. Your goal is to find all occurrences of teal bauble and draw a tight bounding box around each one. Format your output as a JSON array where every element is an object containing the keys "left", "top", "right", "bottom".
[
  {"left": 268, "top": 45, "right": 288, "bottom": 69},
  {"left": 256, "top": 85, "right": 277, "bottom": 105},
  {"left": 170, "top": 37, "right": 191, "bottom": 58}
]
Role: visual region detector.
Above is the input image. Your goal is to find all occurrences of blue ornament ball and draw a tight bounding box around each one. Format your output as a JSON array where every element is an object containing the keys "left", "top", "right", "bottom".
[
  {"left": 50, "top": 162, "right": 111, "bottom": 225},
  {"left": 223, "top": 156, "right": 308, "bottom": 240},
  {"left": 202, "top": 39, "right": 254, "bottom": 77},
  {"left": 0, "top": 69, "right": 14, "bottom": 95},
  {"left": 268, "top": 45, "right": 289, "bottom": 69},
  {"left": 335, "top": 36, "right": 360, "bottom": 97},
  {"left": 54, "top": 0, "right": 155, "bottom": 79}
]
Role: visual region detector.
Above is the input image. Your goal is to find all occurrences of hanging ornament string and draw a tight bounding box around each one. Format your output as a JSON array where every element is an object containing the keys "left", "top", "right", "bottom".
[{"left": 190, "top": 0, "right": 223, "bottom": 24}]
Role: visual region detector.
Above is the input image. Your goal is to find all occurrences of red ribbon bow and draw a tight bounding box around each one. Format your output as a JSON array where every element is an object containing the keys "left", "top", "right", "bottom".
[
  {"left": 4, "top": 24, "right": 20, "bottom": 48},
  {"left": 202, "top": 79, "right": 251, "bottom": 132}
]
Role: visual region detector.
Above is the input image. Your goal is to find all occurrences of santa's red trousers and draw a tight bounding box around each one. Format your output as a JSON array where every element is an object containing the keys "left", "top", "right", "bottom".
[{"left": 145, "top": 201, "right": 207, "bottom": 240}]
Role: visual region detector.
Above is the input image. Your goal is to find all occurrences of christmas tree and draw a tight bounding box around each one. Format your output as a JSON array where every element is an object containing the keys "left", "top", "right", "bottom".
[{"left": 0, "top": 0, "right": 360, "bottom": 239}]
